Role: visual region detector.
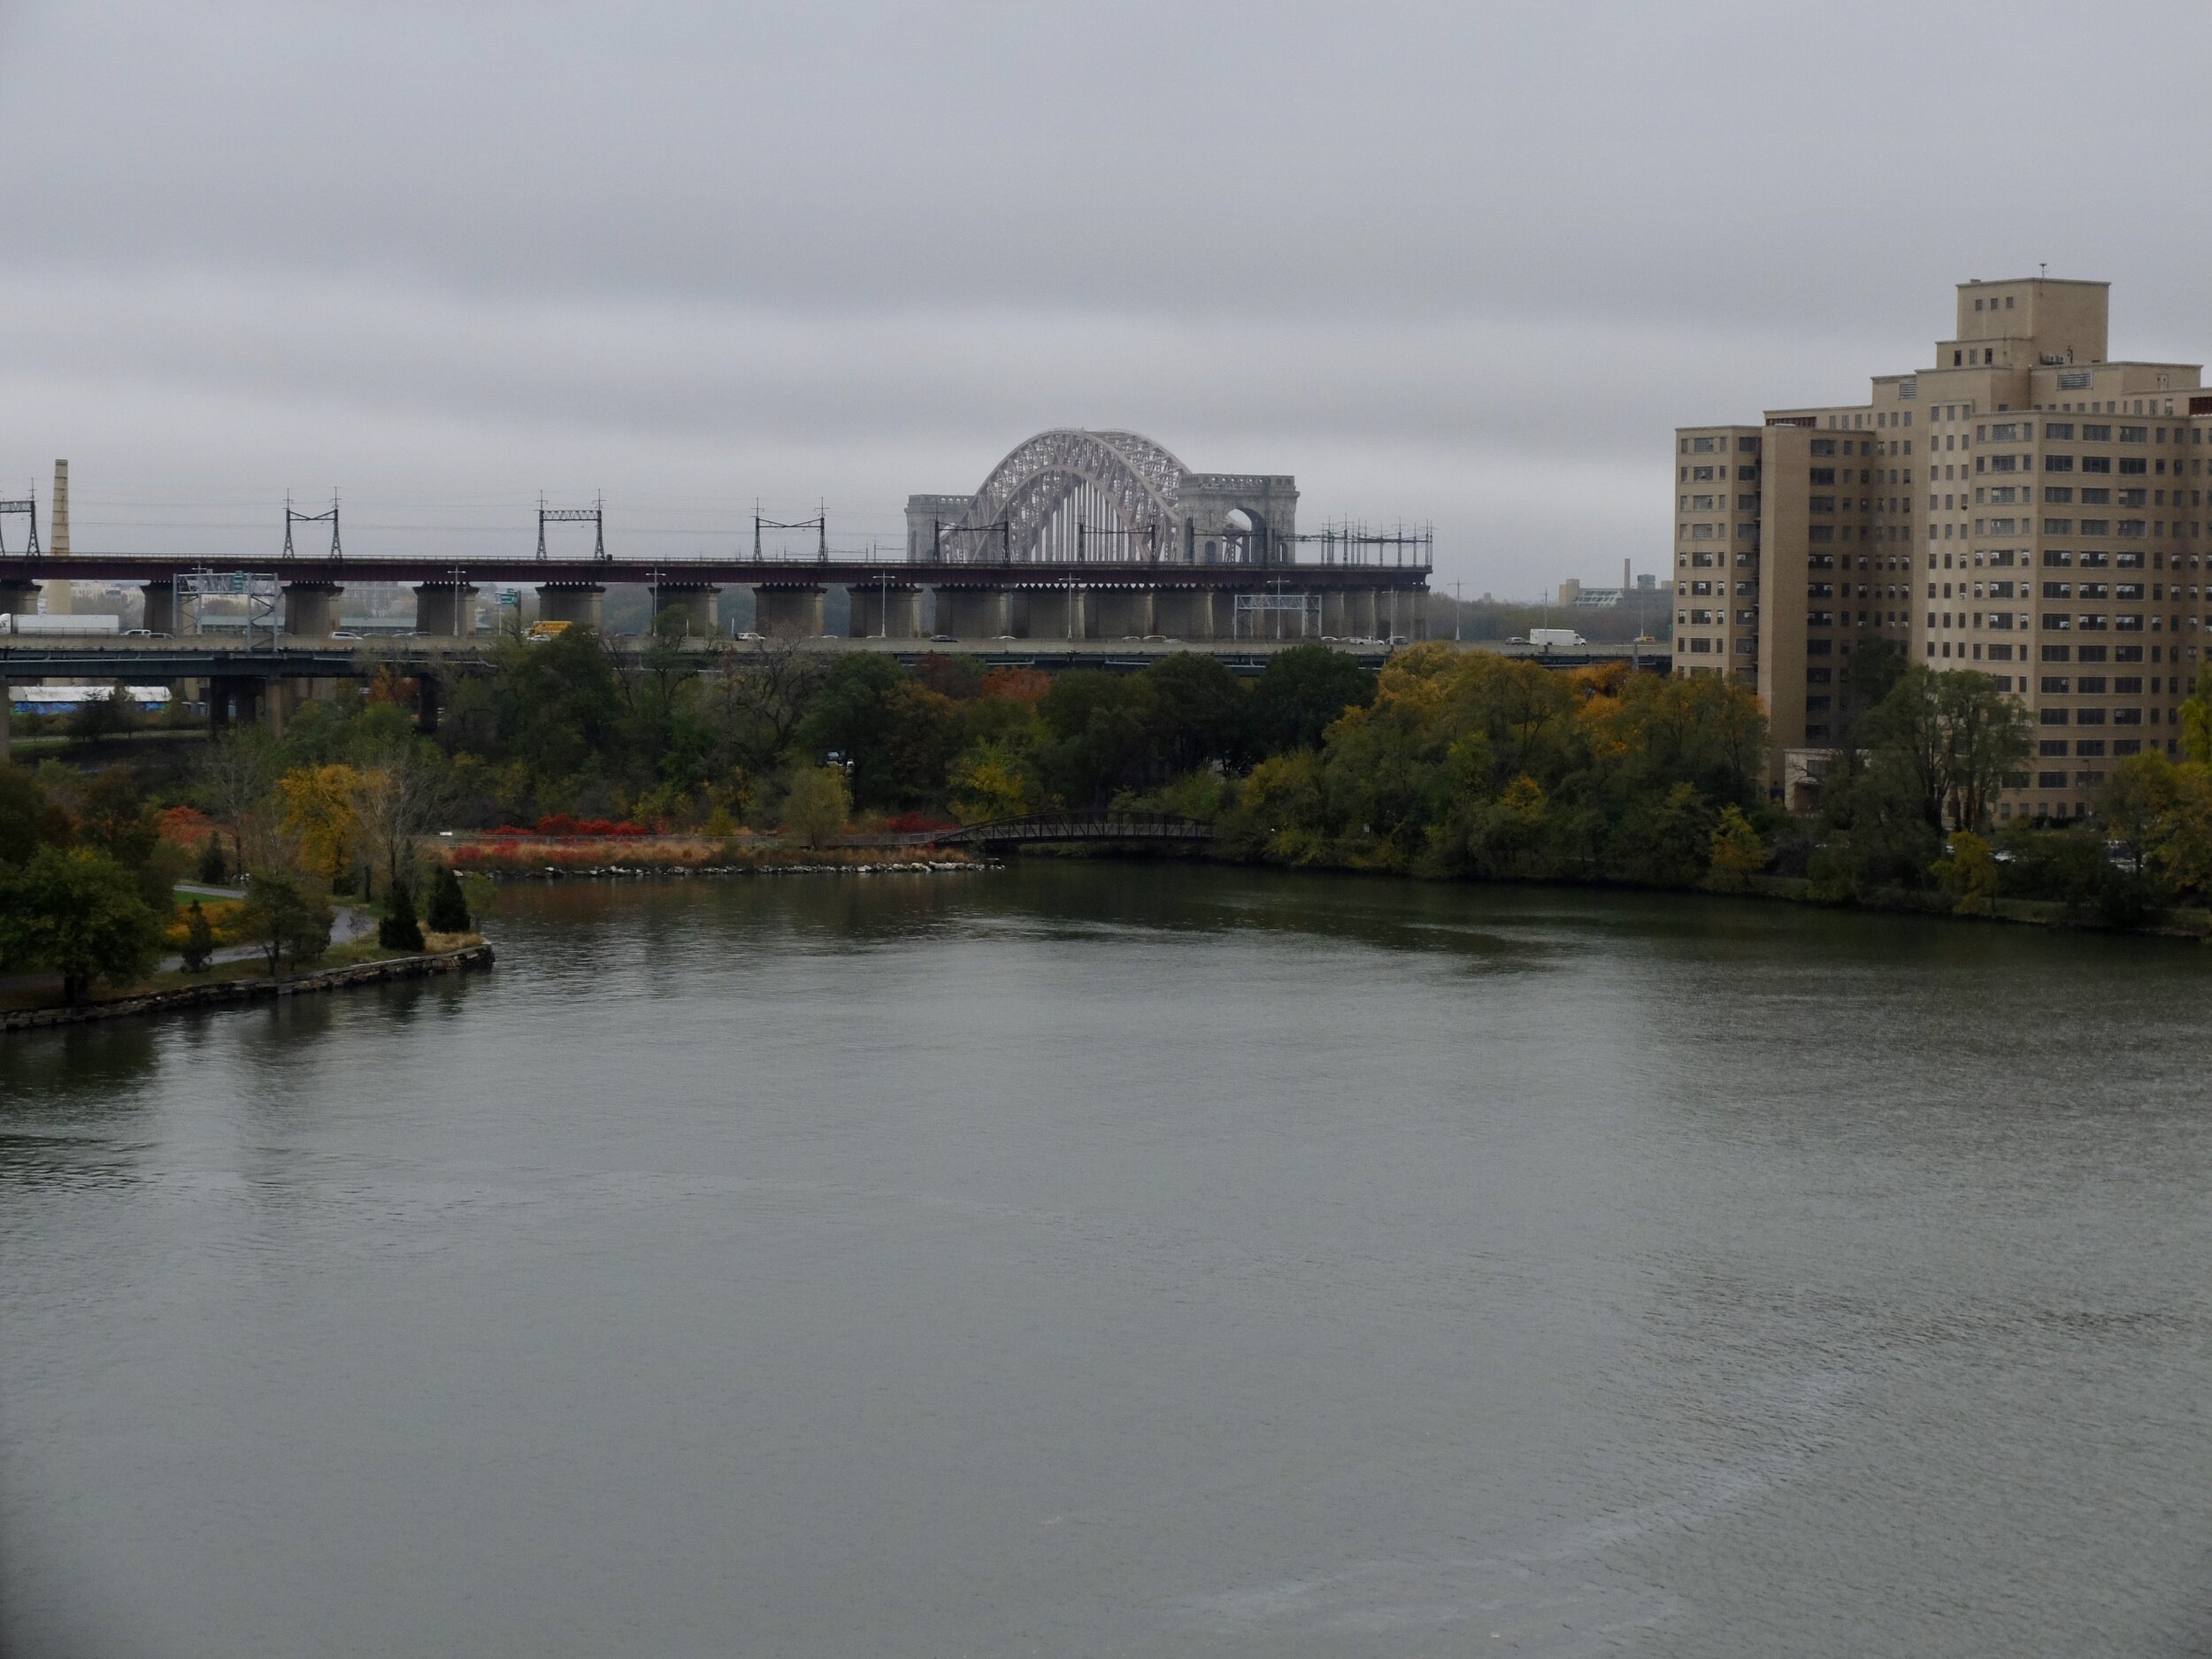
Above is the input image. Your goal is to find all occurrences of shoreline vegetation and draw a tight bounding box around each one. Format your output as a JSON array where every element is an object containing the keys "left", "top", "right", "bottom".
[{"left": 9, "top": 628, "right": 2212, "bottom": 1026}]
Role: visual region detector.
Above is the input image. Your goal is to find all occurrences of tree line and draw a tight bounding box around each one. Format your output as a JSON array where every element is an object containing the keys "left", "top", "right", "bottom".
[{"left": 13, "top": 623, "right": 2212, "bottom": 1007}]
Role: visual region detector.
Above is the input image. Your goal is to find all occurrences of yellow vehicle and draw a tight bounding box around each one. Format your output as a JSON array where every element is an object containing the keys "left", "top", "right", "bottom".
[{"left": 526, "top": 620, "right": 572, "bottom": 641}]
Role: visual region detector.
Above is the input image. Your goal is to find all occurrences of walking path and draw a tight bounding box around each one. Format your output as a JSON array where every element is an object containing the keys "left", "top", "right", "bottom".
[{"left": 158, "top": 900, "right": 375, "bottom": 972}]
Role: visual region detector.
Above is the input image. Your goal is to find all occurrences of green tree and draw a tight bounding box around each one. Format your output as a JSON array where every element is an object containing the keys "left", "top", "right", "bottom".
[
  {"left": 1140, "top": 653, "right": 1249, "bottom": 773},
  {"left": 426, "top": 864, "right": 472, "bottom": 933},
  {"left": 0, "top": 845, "right": 164, "bottom": 1002},
  {"left": 1707, "top": 804, "right": 1767, "bottom": 889},
  {"left": 66, "top": 682, "right": 137, "bottom": 741},
  {"left": 2180, "top": 663, "right": 2212, "bottom": 766},
  {"left": 379, "top": 879, "right": 426, "bottom": 952},
  {"left": 1248, "top": 645, "right": 1376, "bottom": 756},
  {"left": 1837, "top": 635, "right": 1909, "bottom": 744},
  {"left": 242, "top": 872, "right": 334, "bottom": 976},
  {"left": 73, "top": 765, "right": 184, "bottom": 908},
  {"left": 2097, "top": 752, "right": 2178, "bottom": 873},
  {"left": 0, "top": 761, "right": 71, "bottom": 866},
  {"left": 179, "top": 900, "right": 217, "bottom": 972},
  {"left": 1462, "top": 774, "right": 1551, "bottom": 878},
  {"left": 780, "top": 764, "right": 851, "bottom": 848},
  {"left": 77, "top": 766, "right": 159, "bottom": 867},
  {"left": 1861, "top": 667, "right": 2030, "bottom": 832},
  {"left": 1037, "top": 671, "right": 1165, "bottom": 806},
  {"left": 196, "top": 831, "right": 227, "bottom": 884},
  {"left": 1931, "top": 830, "right": 2001, "bottom": 916}
]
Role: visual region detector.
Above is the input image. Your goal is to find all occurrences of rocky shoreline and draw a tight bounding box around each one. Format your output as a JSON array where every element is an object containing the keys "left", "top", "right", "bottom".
[{"left": 3, "top": 944, "right": 497, "bottom": 1033}]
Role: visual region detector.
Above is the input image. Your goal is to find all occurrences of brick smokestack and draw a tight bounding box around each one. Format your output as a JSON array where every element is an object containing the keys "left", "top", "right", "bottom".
[{"left": 42, "top": 458, "right": 72, "bottom": 614}]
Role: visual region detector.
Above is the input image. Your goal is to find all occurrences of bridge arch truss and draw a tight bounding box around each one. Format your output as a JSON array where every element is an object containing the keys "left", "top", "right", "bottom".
[{"left": 907, "top": 428, "right": 1299, "bottom": 567}]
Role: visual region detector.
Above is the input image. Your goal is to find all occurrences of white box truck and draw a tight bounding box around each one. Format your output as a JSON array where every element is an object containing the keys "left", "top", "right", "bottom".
[
  {"left": 1525, "top": 627, "right": 1586, "bottom": 649},
  {"left": 0, "top": 613, "right": 122, "bottom": 635}
]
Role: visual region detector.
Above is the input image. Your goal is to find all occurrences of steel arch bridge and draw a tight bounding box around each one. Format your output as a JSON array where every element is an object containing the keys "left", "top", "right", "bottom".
[{"left": 906, "top": 429, "right": 1299, "bottom": 568}]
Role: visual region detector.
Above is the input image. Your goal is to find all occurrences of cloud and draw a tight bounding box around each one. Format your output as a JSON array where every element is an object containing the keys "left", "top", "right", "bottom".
[{"left": 3, "top": 0, "right": 2210, "bottom": 590}]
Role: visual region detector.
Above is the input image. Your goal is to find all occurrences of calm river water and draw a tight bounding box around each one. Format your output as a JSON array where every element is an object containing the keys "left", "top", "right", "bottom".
[{"left": 4, "top": 866, "right": 2211, "bottom": 1657}]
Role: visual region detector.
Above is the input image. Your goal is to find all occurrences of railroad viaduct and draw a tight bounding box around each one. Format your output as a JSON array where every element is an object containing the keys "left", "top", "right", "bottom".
[
  {"left": 0, "top": 429, "right": 1434, "bottom": 748},
  {"left": 0, "top": 430, "right": 1428, "bottom": 646}
]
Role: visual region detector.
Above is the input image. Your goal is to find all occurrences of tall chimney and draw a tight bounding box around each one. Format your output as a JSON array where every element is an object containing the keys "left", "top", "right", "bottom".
[
  {"left": 42, "top": 459, "right": 71, "bottom": 615},
  {"left": 1622, "top": 556, "right": 1631, "bottom": 593}
]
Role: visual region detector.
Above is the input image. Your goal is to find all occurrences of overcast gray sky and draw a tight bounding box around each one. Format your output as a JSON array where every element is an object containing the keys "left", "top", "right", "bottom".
[{"left": 4, "top": 0, "right": 2209, "bottom": 592}]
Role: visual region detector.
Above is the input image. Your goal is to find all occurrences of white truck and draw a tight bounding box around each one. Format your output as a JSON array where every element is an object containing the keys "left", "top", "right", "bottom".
[
  {"left": 1525, "top": 627, "right": 1586, "bottom": 649},
  {"left": 0, "top": 613, "right": 121, "bottom": 635}
]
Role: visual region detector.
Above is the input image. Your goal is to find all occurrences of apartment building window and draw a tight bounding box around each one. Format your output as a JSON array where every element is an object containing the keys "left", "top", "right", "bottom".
[
  {"left": 2041, "top": 676, "right": 2070, "bottom": 693},
  {"left": 2078, "top": 645, "right": 2110, "bottom": 663},
  {"left": 2076, "top": 740, "right": 2108, "bottom": 757},
  {"left": 2078, "top": 676, "right": 2108, "bottom": 694},
  {"left": 2080, "top": 519, "right": 2111, "bottom": 535},
  {"left": 2083, "top": 424, "right": 2112, "bottom": 441},
  {"left": 2045, "top": 455, "right": 2075, "bottom": 472},
  {"left": 2047, "top": 423, "right": 2075, "bottom": 440},
  {"left": 2042, "top": 581, "right": 2072, "bottom": 598},
  {"left": 1810, "top": 438, "right": 1837, "bottom": 457},
  {"left": 2042, "top": 645, "right": 2070, "bottom": 662},
  {"left": 2113, "top": 708, "right": 2145, "bottom": 725},
  {"left": 2040, "top": 709, "right": 2070, "bottom": 726},
  {"left": 2120, "top": 457, "right": 2148, "bottom": 476},
  {"left": 2120, "top": 426, "right": 2149, "bottom": 443},
  {"left": 2039, "top": 739, "right": 2070, "bottom": 756},
  {"left": 2038, "top": 771, "right": 2070, "bottom": 788},
  {"left": 2043, "top": 614, "right": 2072, "bottom": 630}
]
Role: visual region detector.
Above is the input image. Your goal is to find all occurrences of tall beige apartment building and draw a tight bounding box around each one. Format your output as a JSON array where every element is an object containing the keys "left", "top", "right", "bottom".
[{"left": 1676, "top": 277, "right": 2208, "bottom": 823}]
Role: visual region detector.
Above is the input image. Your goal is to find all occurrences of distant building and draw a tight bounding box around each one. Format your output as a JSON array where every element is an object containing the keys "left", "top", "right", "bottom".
[
  {"left": 11, "top": 685, "right": 169, "bottom": 716},
  {"left": 1557, "top": 559, "right": 1639, "bottom": 607}
]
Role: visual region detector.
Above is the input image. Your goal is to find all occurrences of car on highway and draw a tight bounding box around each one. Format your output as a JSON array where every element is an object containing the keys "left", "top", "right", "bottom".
[
  {"left": 930, "top": 634, "right": 956, "bottom": 642},
  {"left": 331, "top": 630, "right": 365, "bottom": 641}
]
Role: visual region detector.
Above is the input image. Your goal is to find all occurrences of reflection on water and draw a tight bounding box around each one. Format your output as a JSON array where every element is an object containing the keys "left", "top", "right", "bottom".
[{"left": 4, "top": 865, "right": 2211, "bottom": 1658}]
